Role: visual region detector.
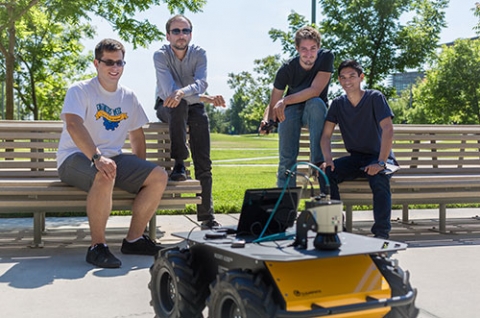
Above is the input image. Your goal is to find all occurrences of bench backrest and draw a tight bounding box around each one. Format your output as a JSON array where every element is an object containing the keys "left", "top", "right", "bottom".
[
  {"left": 299, "top": 124, "right": 480, "bottom": 175},
  {"left": 0, "top": 120, "right": 176, "bottom": 179}
]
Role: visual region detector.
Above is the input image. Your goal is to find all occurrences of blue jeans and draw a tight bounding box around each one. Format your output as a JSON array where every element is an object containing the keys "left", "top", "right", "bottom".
[
  {"left": 325, "top": 153, "right": 392, "bottom": 238},
  {"left": 277, "top": 97, "right": 327, "bottom": 187},
  {"left": 156, "top": 99, "right": 214, "bottom": 221}
]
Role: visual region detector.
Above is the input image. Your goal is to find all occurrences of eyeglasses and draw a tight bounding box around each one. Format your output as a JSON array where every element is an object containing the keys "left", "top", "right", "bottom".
[
  {"left": 97, "top": 59, "right": 126, "bottom": 67},
  {"left": 170, "top": 28, "right": 192, "bottom": 35}
]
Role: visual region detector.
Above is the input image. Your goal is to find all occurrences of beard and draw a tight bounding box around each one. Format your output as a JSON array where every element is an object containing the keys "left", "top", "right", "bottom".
[
  {"left": 172, "top": 40, "right": 188, "bottom": 51},
  {"left": 302, "top": 59, "right": 315, "bottom": 66}
]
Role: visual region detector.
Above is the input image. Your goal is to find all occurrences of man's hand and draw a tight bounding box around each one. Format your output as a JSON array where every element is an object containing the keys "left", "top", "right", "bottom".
[
  {"left": 200, "top": 94, "right": 226, "bottom": 107},
  {"left": 320, "top": 160, "right": 334, "bottom": 172},
  {"left": 273, "top": 99, "right": 287, "bottom": 122},
  {"left": 258, "top": 120, "right": 269, "bottom": 135},
  {"left": 94, "top": 156, "right": 117, "bottom": 180},
  {"left": 363, "top": 163, "right": 384, "bottom": 176},
  {"left": 163, "top": 89, "right": 185, "bottom": 108}
]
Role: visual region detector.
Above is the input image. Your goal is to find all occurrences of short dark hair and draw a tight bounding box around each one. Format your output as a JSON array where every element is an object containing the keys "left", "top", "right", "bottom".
[
  {"left": 338, "top": 60, "right": 364, "bottom": 76},
  {"left": 166, "top": 14, "right": 193, "bottom": 34},
  {"left": 94, "top": 38, "right": 125, "bottom": 60},
  {"left": 295, "top": 26, "right": 321, "bottom": 48}
]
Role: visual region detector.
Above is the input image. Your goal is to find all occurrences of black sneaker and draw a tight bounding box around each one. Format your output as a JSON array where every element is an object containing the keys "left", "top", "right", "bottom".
[
  {"left": 170, "top": 164, "right": 187, "bottom": 181},
  {"left": 121, "top": 235, "right": 164, "bottom": 256},
  {"left": 86, "top": 244, "right": 122, "bottom": 268},
  {"left": 201, "top": 219, "right": 221, "bottom": 230}
]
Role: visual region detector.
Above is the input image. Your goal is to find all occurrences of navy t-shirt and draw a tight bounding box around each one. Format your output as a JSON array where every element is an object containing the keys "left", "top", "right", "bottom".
[
  {"left": 273, "top": 49, "right": 334, "bottom": 105},
  {"left": 326, "top": 89, "right": 394, "bottom": 157}
]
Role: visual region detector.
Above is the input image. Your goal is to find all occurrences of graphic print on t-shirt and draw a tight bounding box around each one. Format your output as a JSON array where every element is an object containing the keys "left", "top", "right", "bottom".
[{"left": 95, "top": 103, "right": 128, "bottom": 131}]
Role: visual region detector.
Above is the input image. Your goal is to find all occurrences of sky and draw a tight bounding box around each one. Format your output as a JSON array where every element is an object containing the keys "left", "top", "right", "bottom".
[{"left": 84, "top": 0, "right": 479, "bottom": 121}]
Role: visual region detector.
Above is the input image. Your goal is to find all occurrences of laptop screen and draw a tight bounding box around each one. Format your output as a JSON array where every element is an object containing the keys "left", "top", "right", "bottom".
[{"left": 236, "top": 187, "right": 302, "bottom": 239}]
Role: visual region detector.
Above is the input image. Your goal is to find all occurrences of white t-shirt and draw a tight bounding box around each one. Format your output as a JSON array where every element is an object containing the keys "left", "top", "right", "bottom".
[{"left": 57, "top": 77, "right": 149, "bottom": 168}]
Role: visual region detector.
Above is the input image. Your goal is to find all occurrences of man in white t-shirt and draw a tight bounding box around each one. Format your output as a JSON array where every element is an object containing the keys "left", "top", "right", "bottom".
[{"left": 57, "top": 39, "right": 168, "bottom": 268}]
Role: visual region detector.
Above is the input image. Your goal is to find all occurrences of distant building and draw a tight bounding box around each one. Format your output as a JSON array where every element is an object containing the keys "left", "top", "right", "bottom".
[
  {"left": 442, "top": 36, "right": 478, "bottom": 47},
  {"left": 388, "top": 71, "right": 424, "bottom": 96},
  {"left": 387, "top": 36, "right": 479, "bottom": 96},
  {"left": 388, "top": 36, "right": 479, "bottom": 95}
]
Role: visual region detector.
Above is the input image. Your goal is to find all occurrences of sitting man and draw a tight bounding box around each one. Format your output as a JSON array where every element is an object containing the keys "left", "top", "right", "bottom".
[
  {"left": 57, "top": 38, "right": 168, "bottom": 268},
  {"left": 320, "top": 60, "right": 397, "bottom": 239},
  {"left": 153, "top": 14, "right": 225, "bottom": 229},
  {"left": 260, "top": 25, "right": 333, "bottom": 187}
]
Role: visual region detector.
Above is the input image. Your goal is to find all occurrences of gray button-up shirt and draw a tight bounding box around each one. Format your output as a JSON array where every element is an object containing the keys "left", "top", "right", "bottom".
[{"left": 154, "top": 44, "right": 208, "bottom": 105}]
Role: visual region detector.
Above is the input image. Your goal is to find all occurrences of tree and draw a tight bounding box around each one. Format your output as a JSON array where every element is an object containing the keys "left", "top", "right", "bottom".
[
  {"left": 0, "top": 0, "right": 40, "bottom": 119},
  {"left": 0, "top": 0, "right": 207, "bottom": 119},
  {"left": 227, "top": 55, "right": 281, "bottom": 134},
  {"left": 13, "top": 6, "right": 95, "bottom": 119},
  {"left": 319, "top": 0, "right": 448, "bottom": 88},
  {"left": 411, "top": 38, "right": 480, "bottom": 124},
  {"left": 475, "top": 2, "right": 480, "bottom": 34}
]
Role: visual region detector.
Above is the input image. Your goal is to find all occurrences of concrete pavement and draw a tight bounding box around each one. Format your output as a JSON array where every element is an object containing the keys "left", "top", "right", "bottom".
[{"left": 1, "top": 209, "right": 480, "bottom": 318}]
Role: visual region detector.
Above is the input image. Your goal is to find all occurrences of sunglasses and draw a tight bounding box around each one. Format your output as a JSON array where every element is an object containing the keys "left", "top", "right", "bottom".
[
  {"left": 97, "top": 59, "right": 126, "bottom": 67},
  {"left": 170, "top": 28, "right": 192, "bottom": 35}
]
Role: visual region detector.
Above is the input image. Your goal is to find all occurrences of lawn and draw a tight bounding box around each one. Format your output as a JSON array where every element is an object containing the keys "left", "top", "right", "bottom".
[{"left": 186, "top": 133, "right": 281, "bottom": 214}]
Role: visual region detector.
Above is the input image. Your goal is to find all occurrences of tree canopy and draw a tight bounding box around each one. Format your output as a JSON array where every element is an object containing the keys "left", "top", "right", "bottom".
[
  {"left": 407, "top": 38, "right": 480, "bottom": 124},
  {"left": 319, "top": 0, "right": 448, "bottom": 88},
  {"left": 0, "top": 0, "right": 206, "bottom": 119}
]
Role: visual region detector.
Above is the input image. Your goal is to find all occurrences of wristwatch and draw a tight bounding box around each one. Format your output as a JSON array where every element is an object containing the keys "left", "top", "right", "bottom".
[
  {"left": 91, "top": 153, "right": 101, "bottom": 163},
  {"left": 377, "top": 160, "right": 386, "bottom": 169}
]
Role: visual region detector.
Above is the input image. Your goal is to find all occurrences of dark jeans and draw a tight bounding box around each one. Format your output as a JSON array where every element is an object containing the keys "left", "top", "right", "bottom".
[
  {"left": 156, "top": 99, "right": 214, "bottom": 221},
  {"left": 325, "top": 152, "right": 392, "bottom": 238}
]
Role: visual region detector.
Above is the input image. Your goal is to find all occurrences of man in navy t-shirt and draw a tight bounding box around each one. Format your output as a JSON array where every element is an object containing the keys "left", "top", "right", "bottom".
[
  {"left": 320, "top": 60, "right": 397, "bottom": 239},
  {"left": 260, "top": 26, "right": 334, "bottom": 187}
]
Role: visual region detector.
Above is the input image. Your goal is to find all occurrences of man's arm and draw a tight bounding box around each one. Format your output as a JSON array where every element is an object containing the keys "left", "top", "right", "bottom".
[
  {"left": 364, "top": 116, "right": 394, "bottom": 175},
  {"left": 320, "top": 120, "right": 336, "bottom": 171},
  {"left": 129, "top": 127, "right": 147, "bottom": 160},
  {"left": 153, "top": 52, "right": 179, "bottom": 105},
  {"left": 283, "top": 71, "right": 331, "bottom": 105},
  {"left": 273, "top": 71, "right": 331, "bottom": 122},
  {"left": 259, "top": 88, "right": 284, "bottom": 134},
  {"left": 64, "top": 113, "right": 116, "bottom": 180},
  {"left": 200, "top": 94, "right": 226, "bottom": 107},
  {"left": 378, "top": 117, "right": 394, "bottom": 162}
]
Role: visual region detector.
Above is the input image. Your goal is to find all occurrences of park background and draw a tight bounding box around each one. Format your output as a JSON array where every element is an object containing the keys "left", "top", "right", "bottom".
[{"left": 1, "top": 0, "right": 480, "bottom": 213}]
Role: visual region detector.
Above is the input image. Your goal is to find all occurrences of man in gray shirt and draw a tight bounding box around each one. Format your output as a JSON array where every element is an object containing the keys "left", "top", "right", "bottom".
[{"left": 154, "top": 14, "right": 225, "bottom": 229}]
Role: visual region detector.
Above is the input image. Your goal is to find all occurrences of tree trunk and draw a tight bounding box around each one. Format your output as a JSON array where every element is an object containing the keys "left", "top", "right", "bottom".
[{"left": 5, "top": 5, "right": 15, "bottom": 119}]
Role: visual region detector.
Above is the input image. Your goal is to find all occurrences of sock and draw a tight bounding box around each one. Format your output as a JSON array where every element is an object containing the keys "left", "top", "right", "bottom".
[
  {"left": 126, "top": 236, "right": 144, "bottom": 243},
  {"left": 91, "top": 243, "right": 107, "bottom": 250}
]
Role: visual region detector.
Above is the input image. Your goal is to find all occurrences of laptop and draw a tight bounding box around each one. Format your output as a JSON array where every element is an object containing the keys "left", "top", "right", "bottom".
[{"left": 235, "top": 187, "right": 302, "bottom": 239}]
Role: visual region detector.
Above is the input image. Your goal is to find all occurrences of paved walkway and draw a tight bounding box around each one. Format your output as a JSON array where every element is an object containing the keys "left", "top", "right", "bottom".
[{"left": 1, "top": 208, "right": 480, "bottom": 317}]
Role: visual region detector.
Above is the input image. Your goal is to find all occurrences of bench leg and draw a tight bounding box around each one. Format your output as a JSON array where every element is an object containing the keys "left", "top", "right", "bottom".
[
  {"left": 148, "top": 215, "right": 157, "bottom": 239},
  {"left": 345, "top": 205, "right": 353, "bottom": 232},
  {"left": 402, "top": 204, "right": 409, "bottom": 223},
  {"left": 439, "top": 203, "right": 446, "bottom": 234},
  {"left": 32, "top": 213, "right": 44, "bottom": 248}
]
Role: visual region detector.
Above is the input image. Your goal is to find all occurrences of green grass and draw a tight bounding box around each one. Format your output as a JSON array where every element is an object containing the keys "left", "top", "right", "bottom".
[
  {"left": 167, "top": 133, "right": 480, "bottom": 215},
  {"left": 195, "top": 133, "right": 280, "bottom": 214}
]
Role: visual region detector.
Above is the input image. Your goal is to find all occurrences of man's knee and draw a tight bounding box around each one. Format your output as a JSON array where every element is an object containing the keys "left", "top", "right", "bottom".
[
  {"left": 305, "top": 97, "right": 327, "bottom": 112},
  {"left": 149, "top": 166, "right": 168, "bottom": 187},
  {"left": 304, "top": 98, "right": 327, "bottom": 127},
  {"left": 92, "top": 172, "right": 115, "bottom": 190}
]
